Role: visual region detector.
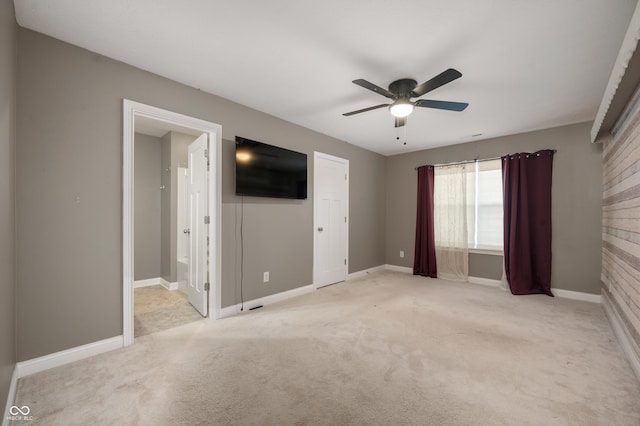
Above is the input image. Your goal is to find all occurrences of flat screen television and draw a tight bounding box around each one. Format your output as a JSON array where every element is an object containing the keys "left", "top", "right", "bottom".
[{"left": 235, "top": 136, "right": 307, "bottom": 199}]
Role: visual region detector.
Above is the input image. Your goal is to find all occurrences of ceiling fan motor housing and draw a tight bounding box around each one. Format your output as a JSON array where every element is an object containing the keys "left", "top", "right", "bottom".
[{"left": 389, "top": 79, "right": 418, "bottom": 98}]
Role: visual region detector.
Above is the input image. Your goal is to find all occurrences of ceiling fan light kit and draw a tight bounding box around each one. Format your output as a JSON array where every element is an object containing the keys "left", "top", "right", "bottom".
[
  {"left": 389, "top": 101, "right": 414, "bottom": 118},
  {"left": 343, "top": 68, "right": 469, "bottom": 128}
]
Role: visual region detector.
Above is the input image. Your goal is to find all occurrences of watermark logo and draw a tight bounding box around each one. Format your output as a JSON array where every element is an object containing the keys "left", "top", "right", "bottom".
[
  {"left": 7, "top": 405, "right": 33, "bottom": 422},
  {"left": 10, "top": 406, "right": 30, "bottom": 416}
]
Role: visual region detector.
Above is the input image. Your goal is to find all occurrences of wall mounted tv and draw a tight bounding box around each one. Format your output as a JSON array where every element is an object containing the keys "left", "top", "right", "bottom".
[{"left": 235, "top": 136, "right": 307, "bottom": 199}]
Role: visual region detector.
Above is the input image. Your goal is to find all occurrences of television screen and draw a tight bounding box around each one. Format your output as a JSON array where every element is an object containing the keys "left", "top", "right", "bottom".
[{"left": 235, "top": 136, "right": 307, "bottom": 199}]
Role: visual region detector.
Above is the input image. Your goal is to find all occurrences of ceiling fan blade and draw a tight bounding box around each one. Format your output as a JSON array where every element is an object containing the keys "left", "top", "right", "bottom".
[
  {"left": 414, "top": 99, "right": 469, "bottom": 112},
  {"left": 352, "top": 79, "right": 396, "bottom": 99},
  {"left": 342, "top": 103, "right": 389, "bottom": 116},
  {"left": 411, "top": 68, "right": 462, "bottom": 97},
  {"left": 395, "top": 117, "right": 406, "bottom": 128}
]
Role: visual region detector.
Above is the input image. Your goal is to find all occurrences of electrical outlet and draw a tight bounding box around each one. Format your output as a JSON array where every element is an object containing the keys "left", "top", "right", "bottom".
[
  {"left": 263, "top": 272, "right": 269, "bottom": 283},
  {"left": 400, "top": 251, "right": 405, "bottom": 258}
]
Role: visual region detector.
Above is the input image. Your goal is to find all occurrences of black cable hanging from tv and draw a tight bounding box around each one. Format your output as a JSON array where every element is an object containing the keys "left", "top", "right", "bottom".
[{"left": 240, "top": 195, "right": 244, "bottom": 311}]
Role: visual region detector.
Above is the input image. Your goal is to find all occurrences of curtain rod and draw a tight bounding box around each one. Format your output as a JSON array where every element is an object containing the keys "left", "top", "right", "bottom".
[{"left": 414, "top": 149, "right": 557, "bottom": 170}]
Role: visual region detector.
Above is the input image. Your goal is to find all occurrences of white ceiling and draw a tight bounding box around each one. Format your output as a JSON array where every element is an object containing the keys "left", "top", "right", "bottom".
[{"left": 13, "top": 0, "right": 638, "bottom": 155}]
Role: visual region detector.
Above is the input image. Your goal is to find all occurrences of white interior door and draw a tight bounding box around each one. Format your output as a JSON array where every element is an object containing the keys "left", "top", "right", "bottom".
[
  {"left": 314, "top": 152, "right": 349, "bottom": 288},
  {"left": 188, "top": 133, "right": 208, "bottom": 316},
  {"left": 177, "top": 167, "right": 189, "bottom": 262}
]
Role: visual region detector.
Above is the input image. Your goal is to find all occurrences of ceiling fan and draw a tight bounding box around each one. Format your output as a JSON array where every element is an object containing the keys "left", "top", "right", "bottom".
[{"left": 343, "top": 68, "right": 469, "bottom": 128}]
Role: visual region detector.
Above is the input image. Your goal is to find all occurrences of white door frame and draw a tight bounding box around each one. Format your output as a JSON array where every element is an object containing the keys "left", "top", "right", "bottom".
[
  {"left": 313, "top": 151, "right": 349, "bottom": 288},
  {"left": 122, "top": 99, "right": 222, "bottom": 346}
]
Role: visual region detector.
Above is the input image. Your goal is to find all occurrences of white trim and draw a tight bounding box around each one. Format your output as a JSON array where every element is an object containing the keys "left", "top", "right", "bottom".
[
  {"left": 469, "top": 248, "right": 503, "bottom": 256},
  {"left": 468, "top": 276, "right": 502, "bottom": 288},
  {"left": 123, "top": 99, "right": 223, "bottom": 346},
  {"left": 467, "top": 276, "right": 601, "bottom": 302},
  {"left": 384, "top": 264, "right": 413, "bottom": 274},
  {"left": 313, "top": 152, "right": 349, "bottom": 289},
  {"left": 220, "top": 284, "right": 315, "bottom": 318},
  {"left": 15, "top": 336, "right": 123, "bottom": 379},
  {"left": 591, "top": 1, "right": 640, "bottom": 142},
  {"left": 347, "top": 265, "right": 386, "bottom": 280},
  {"left": 552, "top": 288, "right": 601, "bottom": 304},
  {"left": 210, "top": 119, "right": 223, "bottom": 321},
  {"left": 133, "top": 277, "right": 161, "bottom": 288},
  {"left": 123, "top": 100, "right": 134, "bottom": 347},
  {"left": 2, "top": 367, "right": 18, "bottom": 426},
  {"left": 388, "top": 266, "right": 601, "bottom": 303},
  {"left": 160, "top": 278, "right": 179, "bottom": 291},
  {"left": 602, "top": 293, "right": 640, "bottom": 382}
]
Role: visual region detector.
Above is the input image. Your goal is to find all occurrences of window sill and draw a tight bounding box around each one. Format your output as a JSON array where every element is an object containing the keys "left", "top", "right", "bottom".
[{"left": 469, "top": 248, "right": 503, "bottom": 256}]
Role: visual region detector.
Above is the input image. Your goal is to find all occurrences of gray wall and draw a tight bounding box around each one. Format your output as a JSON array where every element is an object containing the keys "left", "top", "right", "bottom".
[
  {"left": 386, "top": 122, "right": 603, "bottom": 294},
  {"left": 16, "top": 29, "right": 386, "bottom": 360},
  {"left": 468, "top": 254, "right": 503, "bottom": 280},
  {"left": 134, "top": 133, "right": 161, "bottom": 281},
  {"left": 0, "top": 0, "right": 16, "bottom": 409}
]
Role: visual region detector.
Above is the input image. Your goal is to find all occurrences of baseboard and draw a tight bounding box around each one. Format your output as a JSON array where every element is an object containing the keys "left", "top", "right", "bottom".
[
  {"left": 133, "top": 277, "right": 161, "bottom": 288},
  {"left": 466, "top": 278, "right": 600, "bottom": 303},
  {"left": 217, "top": 266, "right": 601, "bottom": 320},
  {"left": 468, "top": 276, "right": 502, "bottom": 288},
  {"left": 2, "top": 366, "right": 18, "bottom": 426},
  {"left": 347, "top": 265, "right": 386, "bottom": 280},
  {"left": 219, "top": 284, "right": 315, "bottom": 318},
  {"left": 384, "top": 264, "right": 413, "bottom": 274},
  {"left": 15, "top": 336, "right": 123, "bottom": 379},
  {"left": 160, "top": 278, "right": 179, "bottom": 291},
  {"left": 552, "top": 288, "right": 601, "bottom": 304},
  {"left": 601, "top": 292, "right": 640, "bottom": 382},
  {"left": 389, "top": 267, "right": 600, "bottom": 303}
]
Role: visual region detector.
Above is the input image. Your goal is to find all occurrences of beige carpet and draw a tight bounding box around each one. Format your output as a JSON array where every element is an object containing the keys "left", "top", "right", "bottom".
[
  {"left": 13, "top": 271, "right": 640, "bottom": 425},
  {"left": 134, "top": 285, "right": 204, "bottom": 337}
]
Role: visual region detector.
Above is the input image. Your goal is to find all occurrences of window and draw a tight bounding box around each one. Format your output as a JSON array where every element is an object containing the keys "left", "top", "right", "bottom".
[
  {"left": 433, "top": 159, "right": 504, "bottom": 253},
  {"left": 468, "top": 159, "right": 503, "bottom": 251},
  {"left": 434, "top": 164, "right": 469, "bottom": 249}
]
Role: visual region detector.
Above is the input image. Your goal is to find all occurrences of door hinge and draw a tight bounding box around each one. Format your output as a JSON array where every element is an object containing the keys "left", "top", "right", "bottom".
[
  {"left": 204, "top": 282, "right": 210, "bottom": 291},
  {"left": 345, "top": 173, "right": 347, "bottom": 180},
  {"left": 344, "top": 216, "right": 347, "bottom": 223},
  {"left": 204, "top": 148, "right": 209, "bottom": 158},
  {"left": 204, "top": 215, "right": 210, "bottom": 224},
  {"left": 344, "top": 258, "right": 347, "bottom": 265}
]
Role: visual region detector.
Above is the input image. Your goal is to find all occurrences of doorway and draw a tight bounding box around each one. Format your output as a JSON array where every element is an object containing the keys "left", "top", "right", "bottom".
[
  {"left": 132, "top": 129, "right": 206, "bottom": 337},
  {"left": 313, "top": 152, "right": 349, "bottom": 288},
  {"left": 123, "top": 100, "right": 222, "bottom": 346}
]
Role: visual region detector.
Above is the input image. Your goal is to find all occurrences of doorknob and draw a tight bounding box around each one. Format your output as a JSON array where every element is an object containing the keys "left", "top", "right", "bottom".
[
  {"left": 183, "top": 229, "right": 191, "bottom": 235},
  {"left": 317, "top": 227, "right": 323, "bottom": 232}
]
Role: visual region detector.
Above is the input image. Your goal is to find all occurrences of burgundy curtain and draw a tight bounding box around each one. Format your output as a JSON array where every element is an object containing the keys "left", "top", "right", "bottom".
[
  {"left": 502, "top": 150, "right": 554, "bottom": 296},
  {"left": 414, "top": 165, "right": 437, "bottom": 277}
]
